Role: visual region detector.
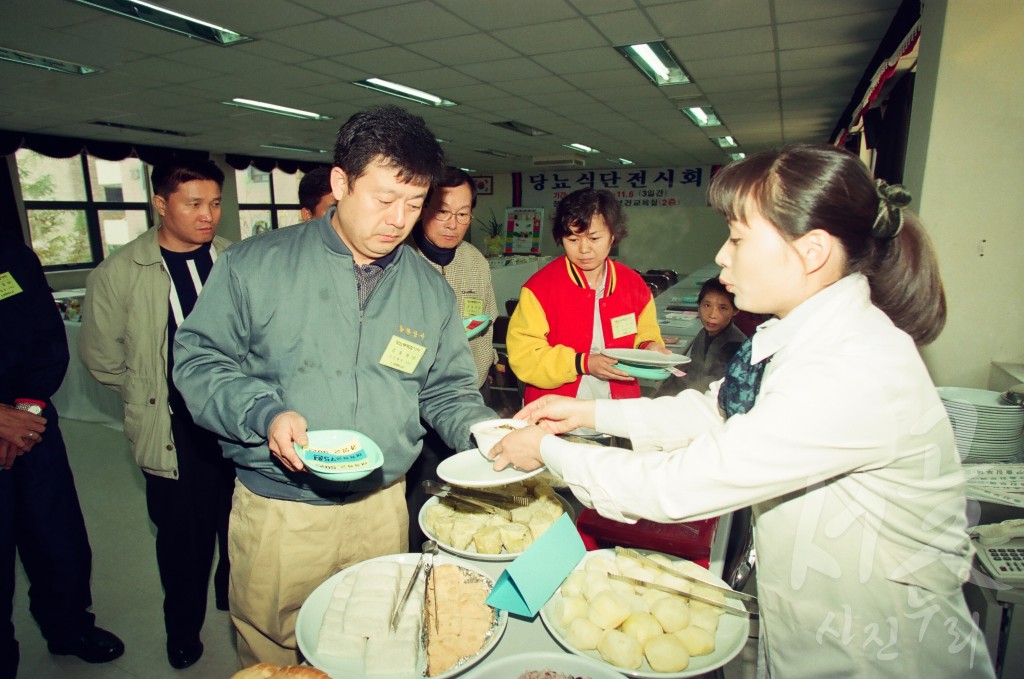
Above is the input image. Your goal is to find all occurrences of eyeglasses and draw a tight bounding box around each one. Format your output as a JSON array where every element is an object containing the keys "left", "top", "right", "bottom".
[{"left": 433, "top": 209, "right": 472, "bottom": 225}]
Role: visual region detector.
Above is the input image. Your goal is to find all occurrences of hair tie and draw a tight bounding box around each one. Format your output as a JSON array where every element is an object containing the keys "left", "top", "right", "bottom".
[{"left": 871, "top": 179, "right": 912, "bottom": 239}]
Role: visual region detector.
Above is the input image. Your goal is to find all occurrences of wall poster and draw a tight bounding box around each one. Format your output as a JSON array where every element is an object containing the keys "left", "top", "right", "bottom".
[{"left": 504, "top": 208, "right": 544, "bottom": 254}]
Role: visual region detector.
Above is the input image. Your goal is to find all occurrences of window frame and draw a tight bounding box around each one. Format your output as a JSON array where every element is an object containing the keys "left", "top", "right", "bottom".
[
  {"left": 236, "top": 166, "right": 304, "bottom": 238},
  {"left": 19, "top": 151, "right": 155, "bottom": 271}
]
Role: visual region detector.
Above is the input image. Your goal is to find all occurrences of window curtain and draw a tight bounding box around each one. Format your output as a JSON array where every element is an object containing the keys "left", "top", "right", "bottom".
[{"left": 0, "top": 129, "right": 325, "bottom": 173}]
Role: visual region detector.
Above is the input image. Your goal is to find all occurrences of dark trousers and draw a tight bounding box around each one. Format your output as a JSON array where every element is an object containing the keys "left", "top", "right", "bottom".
[
  {"left": 1, "top": 405, "right": 94, "bottom": 679},
  {"left": 405, "top": 425, "right": 452, "bottom": 550},
  {"left": 143, "top": 410, "right": 233, "bottom": 647}
]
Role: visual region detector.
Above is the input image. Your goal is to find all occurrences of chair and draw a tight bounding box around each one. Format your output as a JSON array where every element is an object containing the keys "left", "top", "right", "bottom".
[
  {"left": 488, "top": 316, "right": 524, "bottom": 413},
  {"left": 640, "top": 273, "right": 671, "bottom": 296},
  {"left": 504, "top": 298, "right": 519, "bottom": 316},
  {"left": 646, "top": 268, "right": 679, "bottom": 286}
]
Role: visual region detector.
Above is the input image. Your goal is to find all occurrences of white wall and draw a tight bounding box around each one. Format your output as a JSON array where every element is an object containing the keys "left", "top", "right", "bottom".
[{"left": 904, "top": 0, "right": 1024, "bottom": 387}]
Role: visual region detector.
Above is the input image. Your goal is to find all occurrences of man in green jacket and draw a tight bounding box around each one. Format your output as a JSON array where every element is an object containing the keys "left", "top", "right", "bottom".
[
  {"left": 173, "top": 105, "right": 496, "bottom": 668},
  {"left": 79, "top": 158, "right": 234, "bottom": 670}
]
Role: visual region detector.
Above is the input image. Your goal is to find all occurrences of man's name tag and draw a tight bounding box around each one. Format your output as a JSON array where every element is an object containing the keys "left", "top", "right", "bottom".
[
  {"left": 0, "top": 272, "right": 24, "bottom": 301},
  {"left": 380, "top": 335, "right": 427, "bottom": 374},
  {"left": 462, "top": 297, "right": 484, "bottom": 317},
  {"left": 610, "top": 313, "right": 637, "bottom": 339}
]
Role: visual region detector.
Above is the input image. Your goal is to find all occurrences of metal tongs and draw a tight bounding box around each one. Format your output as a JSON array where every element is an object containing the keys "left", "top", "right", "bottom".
[
  {"left": 614, "top": 546, "right": 758, "bottom": 618},
  {"left": 390, "top": 539, "right": 437, "bottom": 632},
  {"left": 423, "top": 480, "right": 531, "bottom": 506},
  {"left": 422, "top": 480, "right": 525, "bottom": 520}
]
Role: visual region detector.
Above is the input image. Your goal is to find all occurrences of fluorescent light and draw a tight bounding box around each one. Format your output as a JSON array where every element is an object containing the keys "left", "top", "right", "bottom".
[
  {"left": 352, "top": 78, "right": 457, "bottom": 107},
  {"left": 0, "top": 46, "right": 99, "bottom": 75},
  {"left": 682, "top": 106, "right": 722, "bottom": 128},
  {"left": 459, "top": 167, "right": 476, "bottom": 173},
  {"left": 475, "top": 149, "right": 517, "bottom": 158},
  {"left": 632, "top": 44, "right": 669, "bottom": 80},
  {"left": 729, "top": 152, "right": 746, "bottom": 160},
  {"left": 67, "top": 0, "right": 253, "bottom": 46},
  {"left": 223, "top": 98, "right": 331, "bottom": 121},
  {"left": 614, "top": 41, "right": 690, "bottom": 86},
  {"left": 260, "top": 144, "right": 327, "bottom": 154},
  {"left": 607, "top": 158, "right": 636, "bottom": 166},
  {"left": 712, "top": 136, "right": 738, "bottom": 149},
  {"left": 564, "top": 143, "right": 600, "bottom": 154},
  {"left": 491, "top": 121, "right": 550, "bottom": 136}
]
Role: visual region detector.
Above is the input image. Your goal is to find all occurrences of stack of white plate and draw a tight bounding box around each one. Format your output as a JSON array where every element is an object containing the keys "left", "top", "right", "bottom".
[{"left": 938, "top": 387, "right": 1024, "bottom": 462}]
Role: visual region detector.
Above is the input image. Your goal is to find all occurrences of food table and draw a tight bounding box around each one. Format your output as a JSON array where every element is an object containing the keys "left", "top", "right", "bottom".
[{"left": 52, "top": 320, "right": 124, "bottom": 429}]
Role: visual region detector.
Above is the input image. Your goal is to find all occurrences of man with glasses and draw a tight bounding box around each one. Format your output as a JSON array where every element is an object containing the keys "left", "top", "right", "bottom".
[{"left": 405, "top": 166, "right": 498, "bottom": 546}]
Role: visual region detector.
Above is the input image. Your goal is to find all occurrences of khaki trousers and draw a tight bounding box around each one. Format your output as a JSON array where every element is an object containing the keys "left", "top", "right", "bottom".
[{"left": 228, "top": 479, "right": 409, "bottom": 668}]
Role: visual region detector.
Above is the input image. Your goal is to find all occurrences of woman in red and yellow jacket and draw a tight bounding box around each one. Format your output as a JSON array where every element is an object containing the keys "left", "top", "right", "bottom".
[{"left": 508, "top": 189, "right": 669, "bottom": 405}]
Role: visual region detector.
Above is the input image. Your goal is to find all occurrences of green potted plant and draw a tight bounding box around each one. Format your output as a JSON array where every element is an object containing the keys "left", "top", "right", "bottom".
[{"left": 477, "top": 208, "right": 505, "bottom": 257}]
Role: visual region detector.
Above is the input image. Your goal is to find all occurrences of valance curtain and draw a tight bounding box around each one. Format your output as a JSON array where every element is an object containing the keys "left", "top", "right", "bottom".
[{"left": 0, "top": 129, "right": 325, "bottom": 174}]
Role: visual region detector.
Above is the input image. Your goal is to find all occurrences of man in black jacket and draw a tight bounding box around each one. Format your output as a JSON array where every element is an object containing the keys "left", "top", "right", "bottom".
[{"left": 0, "top": 244, "right": 123, "bottom": 678}]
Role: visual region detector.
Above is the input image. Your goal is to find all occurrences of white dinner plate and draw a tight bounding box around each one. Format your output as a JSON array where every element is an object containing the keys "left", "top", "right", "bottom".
[
  {"left": 602, "top": 348, "right": 692, "bottom": 367},
  {"left": 461, "top": 651, "right": 625, "bottom": 679},
  {"left": 939, "top": 387, "right": 1023, "bottom": 411},
  {"left": 437, "top": 449, "right": 545, "bottom": 488},
  {"left": 418, "top": 494, "right": 575, "bottom": 562},
  {"left": 296, "top": 553, "right": 507, "bottom": 679},
  {"left": 539, "top": 548, "right": 750, "bottom": 678}
]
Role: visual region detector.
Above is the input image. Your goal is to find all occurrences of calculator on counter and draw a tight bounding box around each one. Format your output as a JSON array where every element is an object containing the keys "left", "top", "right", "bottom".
[{"left": 972, "top": 519, "right": 1024, "bottom": 587}]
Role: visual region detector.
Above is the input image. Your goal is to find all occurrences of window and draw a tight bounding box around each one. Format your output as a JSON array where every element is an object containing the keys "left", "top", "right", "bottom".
[
  {"left": 236, "top": 167, "right": 305, "bottom": 239},
  {"left": 16, "top": 149, "right": 153, "bottom": 268}
]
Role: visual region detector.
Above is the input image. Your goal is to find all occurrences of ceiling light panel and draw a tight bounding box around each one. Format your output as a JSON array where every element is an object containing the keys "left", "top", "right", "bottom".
[
  {"left": 66, "top": 0, "right": 253, "bottom": 46},
  {"left": 352, "top": 78, "right": 457, "bottom": 107},
  {"left": 681, "top": 106, "right": 722, "bottom": 128},
  {"left": 615, "top": 41, "right": 691, "bottom": 87},
  {"left": 222, "top": 98, "right": 331, "bottom": 121},
  {"left": 0, "top": 46, "right": 99, "bottom": 75}
]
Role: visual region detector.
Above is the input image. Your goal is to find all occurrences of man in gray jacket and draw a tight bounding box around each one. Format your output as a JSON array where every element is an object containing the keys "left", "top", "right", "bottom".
[
  {"left": 79, "top": 158, "right": 234, "bottom": 670},
  {"left": 173, "top": 105, "right": 496, "bottom": 667}
]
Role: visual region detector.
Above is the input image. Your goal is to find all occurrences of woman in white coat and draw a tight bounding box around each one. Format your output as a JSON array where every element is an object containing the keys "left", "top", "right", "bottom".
[{"left": 490, "top": 144, "right": 995, "bottom": 678}]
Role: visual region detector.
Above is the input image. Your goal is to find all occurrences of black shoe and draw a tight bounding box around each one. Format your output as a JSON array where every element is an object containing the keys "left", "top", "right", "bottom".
[
  {"left": 167, "top": 640, "right": 203, "bottom": 670},
  {"left": 47, "top": 626, "right": 125, "bottom": 664}
]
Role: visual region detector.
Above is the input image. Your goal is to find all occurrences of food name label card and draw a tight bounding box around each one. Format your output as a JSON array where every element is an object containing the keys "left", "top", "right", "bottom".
[
  {"left": 0, "top": 272, "right": 23, "bottom": 300},
  {"left": 610, "top": 313, "right": 637, "bottom": 339},
  {"left": 486, "top": 513, "right": 585, "bottom": 617},
  {"left": 380, "top": 336, "right": 426, "bottom": 374},
  {"left": 462, "top": 297, "right": 484, "bottom": 316}
]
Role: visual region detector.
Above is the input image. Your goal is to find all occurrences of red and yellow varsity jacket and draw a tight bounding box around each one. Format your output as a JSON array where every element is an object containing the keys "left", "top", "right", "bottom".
[{"left": 507, "top": 256, "right": 663, "bottom": 403}]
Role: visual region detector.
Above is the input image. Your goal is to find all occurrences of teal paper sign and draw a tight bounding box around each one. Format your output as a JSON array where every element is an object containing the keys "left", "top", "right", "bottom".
[{"left": 486, "top": 513, "right": 586, "bottom": 617}]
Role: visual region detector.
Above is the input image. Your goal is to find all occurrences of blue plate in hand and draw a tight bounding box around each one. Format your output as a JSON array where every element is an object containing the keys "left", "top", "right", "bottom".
[
  {"left": 463, "top": 314, "right": 493, "bottom": 339},
  {"left": 615, "top": 362, "right": 673, "bottom": 381},
  {"left": 294, "top": 430, "right": 384, "bottom": 481}
]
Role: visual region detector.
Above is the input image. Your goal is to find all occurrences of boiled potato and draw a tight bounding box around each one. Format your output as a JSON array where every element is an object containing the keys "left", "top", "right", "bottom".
[
  {"left": 597, "top": 629, "right": 643, "bottom": 669},
  {"left": 645, "top": 633, "right": 690, "bottom": 672},
  {"left": 651, "top": 595, "right": 691, "bottom": 633},
  {"left": 566, "top": 617, "right": 603, "bottom": 651},
  {"left": 587, "top": 590, "right": 631, "bottom": 630},
  {"left": 676, "top": 625, "right": 716, "bottom": 656},
  {"left": 555, "top": 595, "right": 589, "bottom": 627},
  {"left": 620, "top": 612, "right": 663, "bottom": 646}
]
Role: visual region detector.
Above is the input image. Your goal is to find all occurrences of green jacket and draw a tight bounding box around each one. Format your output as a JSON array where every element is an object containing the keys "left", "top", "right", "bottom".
[
  {"left": 79, "top": 226, "right": 232, "bottom": 479},
  {"left": 173, "top": 212, "right": 495, "bottom": 503}
]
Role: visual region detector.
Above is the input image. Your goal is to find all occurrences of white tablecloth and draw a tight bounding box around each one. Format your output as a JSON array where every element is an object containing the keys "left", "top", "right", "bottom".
[{"left": 52, "top": 321, "right": 124, "bottom": 429}]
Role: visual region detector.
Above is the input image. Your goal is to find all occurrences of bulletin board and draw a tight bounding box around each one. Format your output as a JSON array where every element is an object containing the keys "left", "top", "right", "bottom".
[{"left": 504, "top": 208, "right": 544, "bottom": 254}]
